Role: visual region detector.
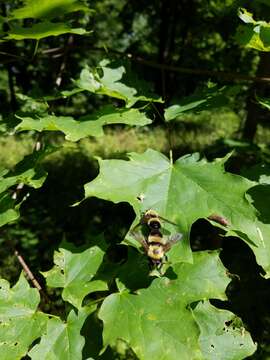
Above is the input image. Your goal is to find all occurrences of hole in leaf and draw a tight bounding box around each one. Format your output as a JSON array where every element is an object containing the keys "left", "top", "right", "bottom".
[
  {"left": 225, "top": 320, "right": 232, "bottom": 326},
  {"left": 211, "top": 344, "right": 215, "bottom": 348}
]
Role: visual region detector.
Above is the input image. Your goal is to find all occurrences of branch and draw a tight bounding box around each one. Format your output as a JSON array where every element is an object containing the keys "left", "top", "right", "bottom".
[
  {"left": 90, "top": 47, "right": 270, "bottom": 84},
  {"left": 7, "top": 64, "right": 18, "bottom": 111},
  {"left": 14, "top": 250, "right": 42, "bottom": 292},
  {"left": 3, "top": 43, "right": 270, "bottom": 83},
  {"left": 55, "top": 35, "right": 74, "bottom": 87},
  {"left": 131, "top": 55, "right": 270, "bottom": 84}
]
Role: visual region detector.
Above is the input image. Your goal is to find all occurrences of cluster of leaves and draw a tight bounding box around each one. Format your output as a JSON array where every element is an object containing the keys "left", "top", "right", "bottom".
[
  {"left": 0, "top": 0, "right": 91, "bottom": 41},
  {"left": 236, "top": 7, "right": 270, "bottom": 51},
  {"left": 0, "top": 246, "right": 257, "bottom": 359},
  {"left": 1, "top": 0, "right": 270, "bottom": 359}
]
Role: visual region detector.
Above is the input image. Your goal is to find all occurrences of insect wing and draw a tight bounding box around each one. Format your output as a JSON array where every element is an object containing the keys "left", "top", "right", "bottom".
[
  {"left": 129, "top": 230, "right": 149, "bottom": 252},
  {"left": 163, "top": 233, "right": 183, "bottom": 252}
]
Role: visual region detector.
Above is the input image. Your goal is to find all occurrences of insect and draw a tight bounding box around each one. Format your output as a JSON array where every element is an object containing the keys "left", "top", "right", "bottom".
[
  {"left": 130, "top": 210, "right": 182, "bottom": 268},
  {"left": 137, "top": 209, "right": 178, "bottom": 230},
  {"left": 130, "top": 228, "right": 182, "bottom": 268}
]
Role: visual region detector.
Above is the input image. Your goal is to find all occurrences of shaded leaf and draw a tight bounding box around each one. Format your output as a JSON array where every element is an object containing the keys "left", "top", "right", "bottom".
[
  {"left": 193, "top": 301, "right": 257, "bottom": 359},
  {"left": 242, "top": 163, "right": 270, "bottom": 185},
  {"left": 16, "top": 93, "right": 49, "bottom": 116},
  {"left": 83, "top": 149, "right": 270, "bottom": 276},
  {"left": 0, "top": 274, "right": 47, "bottom": 360},
  {"left": 99, "top": 251, "right": 255, "bottom": 359},
  {"left": 42, "top": 243, "right": 107, "bottom": 308},
  {"left": 165, "top": 85, "right": 239, "bottom": 121},
  {"left": 10, "top": 0, "right": 90, "bottom": 20},
  {"left": 0, "top": 149, "right": 48, "bottom": 227},
  {"left": 63, "top": 60, "right": 162, "bottom": 107},
  {"left": 5, "top": 22, "right": 87, "bottom": 41},
  {"left": 16, "top": 106, "right": 152, "bottom": 141}
]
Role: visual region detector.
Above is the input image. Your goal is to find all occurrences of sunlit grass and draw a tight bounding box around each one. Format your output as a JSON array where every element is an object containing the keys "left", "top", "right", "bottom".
[{"left": 0, "top": 108, "right": 242, "bottom": 168}]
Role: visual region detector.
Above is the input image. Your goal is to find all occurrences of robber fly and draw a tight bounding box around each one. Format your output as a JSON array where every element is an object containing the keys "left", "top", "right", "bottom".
[{"left": 130, "top": 210, "right": 182, "bottom": 268}]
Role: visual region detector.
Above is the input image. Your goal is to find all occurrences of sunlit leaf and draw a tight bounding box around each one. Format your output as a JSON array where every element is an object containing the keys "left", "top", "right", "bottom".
[
  {"left": 257, "top": 96, "right": 270, "bottom": 111},
  {"left": 63, "top": 60, "right": 162, "bottom": 107},
  {"left": 236, "top": 8, "right": 270, "bottom": 51},
  {"left": 15, "top": 106, "right": 152, "bottom": 141},
  {"left": 193, "top": 301, "right": 257, "bottom": 360},
  {"left": 0, "top": 274, "right": 47, "bottom": 360},
  {"left": 42, "top": 243, "right": 107, "bottom": 308},
  {"left": 238, "top": 8, "right": 256, "bottom": 24},
  {"left": 99, "top": 251, "right": 256, "bottom": 359},
  {"left": 5, "top": 22, "right": 87, "bottom": 41},
  {"left": 10, "top": 0, "right": 90, "bottom": 20},
  {"left": 83, "top": 149, "right": 270, "bottom": 276}
]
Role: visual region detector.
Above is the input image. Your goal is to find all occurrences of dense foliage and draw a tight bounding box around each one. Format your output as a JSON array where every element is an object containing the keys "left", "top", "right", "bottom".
[{"left": 0, "top": 0, "right": 270, "bottom": 359}]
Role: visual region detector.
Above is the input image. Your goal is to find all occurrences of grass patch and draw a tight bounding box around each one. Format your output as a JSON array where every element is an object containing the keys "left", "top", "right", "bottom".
[{"left": 0, "top": 108, "right": 241, "bottom": 169}]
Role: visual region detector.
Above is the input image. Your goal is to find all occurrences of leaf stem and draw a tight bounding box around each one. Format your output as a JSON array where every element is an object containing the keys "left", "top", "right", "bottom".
[
  {"left": 170, "top": 149, "right": 173, "bottom": 165},
  {"left": 33, "top": 40, "right": 40, "bottom": 58}
]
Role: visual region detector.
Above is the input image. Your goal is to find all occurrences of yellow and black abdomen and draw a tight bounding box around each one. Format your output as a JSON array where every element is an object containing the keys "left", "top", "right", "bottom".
[
  {"left": 147, "top": 244, "right": 164, "bottom": 260},
  {"left": 147, "top": 230, "right": 166, "bottom": 245}
]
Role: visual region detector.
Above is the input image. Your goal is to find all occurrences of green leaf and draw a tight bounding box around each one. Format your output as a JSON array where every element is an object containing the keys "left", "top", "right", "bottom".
[
  {"left": 165, "top": 85, "right": 238, "bottom": 121},
  {"left": 5, "top": 22, "right": 87, "bottom": 41},
  {"left": 0, "top": 274, "right": 47, "bottom": 360},
  {"left": 238, "top": 8, "right": 255, "bottom": 24},
  {"left": 15, "top": 106, "right": 152, "bottom": 141},
  {"left": 257, "top": 96, "right": 270, "bottom": 110},
  {"left": 10, "top": 0, "right": 90, "bottom": 20},
  {"left": 236, "top": 8, "right": 270, "bottom": 51},
  {"left": 42, "top": 243, "right": 107, "bottom": 308},
  {"left": 83, "top": 149, "right": 270, "bottom": 276},
  {"left": 28, "top": 307, "right": 95, "bottom": 360},
  {"left": 99, "top": 251, "right": 255, "bottom": 359},
  {"left": 242, "top": 163, "right": 270, "bottom": 185},
  {"left": 0, "top": 149, "right": 48, "bottom": 227},
  {"left": 235, "top": 24, "right": 270, "bottom": 51},
  {"left": 16, "top": 93, "right": 49, "bottom": 116},
  {"left": 63, "top": 60, "right": 162, "bottom": 107},
  {"left": 193, "top": 301, "right": 257, "bottom": 359}
]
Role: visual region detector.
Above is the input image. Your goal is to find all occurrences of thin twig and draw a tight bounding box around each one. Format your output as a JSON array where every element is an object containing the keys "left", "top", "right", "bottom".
[
  {"left": 90, "top": 47, "right": 270, "bottom": 84},
  {"left": 132, "top": 56, "right": 270, "bottom": 83},
  {"left": 7, "top": 64, "right": 17, "bottom": 111},
  {"left": 2, "top": 43, "right": 270, "bottom": 83},
  {"left": 14, "top": 250, "right": 42, "bottom": 291},
  {"left": 55, "top": 35, "right": 74, "bottom": 87},
  {"left": 151, "top": 102, "right": 174, "bottom": 157}
]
